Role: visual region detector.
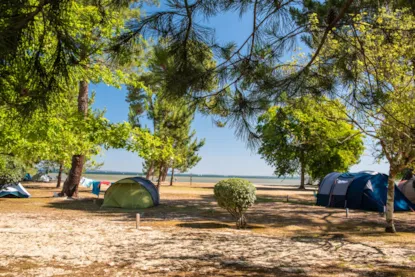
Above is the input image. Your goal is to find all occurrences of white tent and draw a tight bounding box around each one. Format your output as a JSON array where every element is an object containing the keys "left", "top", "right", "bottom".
[
  {"left": 398, "top": 178, "right": 415, "bottom": 203},
  {"left": 0, "top": 183, "right": 31, "bottom": 198},
  {"left": 32, "top": 173, "right": 52, "bottom": 182}
]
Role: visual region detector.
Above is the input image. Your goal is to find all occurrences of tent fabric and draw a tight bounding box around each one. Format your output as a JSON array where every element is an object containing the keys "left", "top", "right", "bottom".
[
  {"left": 317, "top": 172, "right": 415, "bottom": 212},
  {"left": 398, "top": 178, "right": 415, "bottom": 203},
  {"left": 316, "top": 172, "right": 341, "bottom": 206},
  {"left": 329, "top": 175, "right": 355, "bottom": 208},
  {"left": 102, "top": 177, "right": 159, "bottom": 209},
  {"left": 0, "top": 183, "right": 31, "bottom": 198},
  {"left": 32, "top": 173, "right": 52, "bottom": 182},
  {"left": 319, "top": 172, "right": 341, "bottom": 194},
  {"left": 23, "top": 173, "right": 32, "bottom": 181}
]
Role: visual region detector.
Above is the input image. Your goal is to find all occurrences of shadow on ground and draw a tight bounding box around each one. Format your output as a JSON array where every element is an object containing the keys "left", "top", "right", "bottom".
[
  {"left": 45, "top": 191, "right": 415, "bottom": 236},
  {"left": 177, "top": 222, "right": 230, "bottom": 229}
]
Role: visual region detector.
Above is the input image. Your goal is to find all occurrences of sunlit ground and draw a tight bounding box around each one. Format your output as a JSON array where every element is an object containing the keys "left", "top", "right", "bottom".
[{"left": 0, "top": 182, "right": 414, "bottom": 276}]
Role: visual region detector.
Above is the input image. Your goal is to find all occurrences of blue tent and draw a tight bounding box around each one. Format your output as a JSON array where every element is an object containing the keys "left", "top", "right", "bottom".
[
  {"left": 316, "top": 172, "right": 415, "bottom": 212},
  {"left": 23, "top": 173, "right": 32, "bottom": 181},
  {"left": 0, "top": 183, "right": 31, "bottom": 198}
]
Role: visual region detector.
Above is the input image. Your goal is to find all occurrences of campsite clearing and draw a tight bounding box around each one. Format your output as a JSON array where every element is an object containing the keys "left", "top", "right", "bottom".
[{"left": 0, "top": 182, "right": 414, "bottom": 277}]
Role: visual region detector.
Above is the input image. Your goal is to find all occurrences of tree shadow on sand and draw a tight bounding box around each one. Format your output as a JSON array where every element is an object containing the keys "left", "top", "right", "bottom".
[
  {"left": 42, "top": 192, "right": 415, "bottom": 276},
  {"left": 176, "top": 222, "right": 231, "bottom": 229},
  {"left": 45, "top": 191, "right": 415, "bottom": 235}
]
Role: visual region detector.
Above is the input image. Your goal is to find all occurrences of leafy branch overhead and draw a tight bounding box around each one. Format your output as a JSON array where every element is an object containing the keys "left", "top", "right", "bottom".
[{"left": 115, "top": 0, "right": 363, "bottom": 144}]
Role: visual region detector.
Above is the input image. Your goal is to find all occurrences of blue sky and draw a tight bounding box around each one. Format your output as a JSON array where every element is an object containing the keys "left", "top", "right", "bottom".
[{"left": 91, "top": 3, "right": 389, "bottom": 175}]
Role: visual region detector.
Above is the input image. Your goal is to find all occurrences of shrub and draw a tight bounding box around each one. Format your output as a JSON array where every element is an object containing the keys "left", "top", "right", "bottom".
[
  {"left": 0, "top": 155, "right": 26, "bottom": 188},
  {"left": 214, "top": 178, "right": 256, "bottom": 229}
]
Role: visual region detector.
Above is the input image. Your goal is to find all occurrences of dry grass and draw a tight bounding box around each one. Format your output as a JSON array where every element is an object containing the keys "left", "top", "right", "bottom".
[{"left": 0, "top": 182, "right": 415, "bottom": 276}]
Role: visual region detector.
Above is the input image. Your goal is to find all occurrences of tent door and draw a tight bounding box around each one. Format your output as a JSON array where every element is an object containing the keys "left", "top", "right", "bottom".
[{"left": 328, "top": 177, "right": 354, "bottom": 208}]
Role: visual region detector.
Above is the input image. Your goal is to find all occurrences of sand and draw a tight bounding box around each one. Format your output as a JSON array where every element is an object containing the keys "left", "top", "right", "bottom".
[{"left": 0, "top": 182, "right": 414, "bottom": 276}]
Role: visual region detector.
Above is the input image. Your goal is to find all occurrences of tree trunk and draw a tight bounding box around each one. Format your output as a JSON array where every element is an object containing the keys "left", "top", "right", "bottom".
[
  {"left": 236, "top": 214, "right": 247, "bottom": 229},
  {"left": 56, "top": 162, "right": 63, "bottom": 188},
  {"left": 59, "top": 80, "right": 88, "bottom": 197},
  {"left": 299, "top": 159, "right": 306, "bottom": 190},
  {"left": 156, "top": 164, "right": 163, "bottom": 190},
  {"left": 61, "top": 155, "right": 85, "bottom": 197},
  {"left": 146, "top": 162, "right": 154, "bottom": 180},
  {"left": 385, "top": 169, "right": 397, "bottom": 233},
  {"left": 170, "top": 167, "right": 175, "bottom": 186},
  {"left": 161, "top": 166, "right": 168, "bottom": 182}
]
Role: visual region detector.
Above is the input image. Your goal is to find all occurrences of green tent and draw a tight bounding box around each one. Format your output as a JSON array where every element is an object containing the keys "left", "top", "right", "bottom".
[{"left": 102, "top": 177, "right": 159, "bottom": 209}]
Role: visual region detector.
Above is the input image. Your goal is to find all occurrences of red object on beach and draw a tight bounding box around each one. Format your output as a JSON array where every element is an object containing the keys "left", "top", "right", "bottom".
[{"left": 100, "top": 181, "right": 111, "bottom": 185}]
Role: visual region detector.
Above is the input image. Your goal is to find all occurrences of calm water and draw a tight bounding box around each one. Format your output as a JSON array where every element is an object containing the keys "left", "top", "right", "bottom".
[
  {"left": 79, "top": 174, "right": 301, "bottom": 186},
  {"left": 48, "top": 171, "right": 301, "bottom": 186}
]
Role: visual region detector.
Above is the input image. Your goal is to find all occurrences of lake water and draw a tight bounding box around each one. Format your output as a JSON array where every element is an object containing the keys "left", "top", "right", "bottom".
[
  {"left": 83, "top": 174, "right": 301, "bottom": 186},
  {"left": 50, "top": 173, "right": 301, "bottom": 186}
]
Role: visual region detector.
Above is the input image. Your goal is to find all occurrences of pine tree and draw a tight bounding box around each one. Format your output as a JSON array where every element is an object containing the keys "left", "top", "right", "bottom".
[{"left": 126, "top": 44, "right": 207, "bottom": 184}]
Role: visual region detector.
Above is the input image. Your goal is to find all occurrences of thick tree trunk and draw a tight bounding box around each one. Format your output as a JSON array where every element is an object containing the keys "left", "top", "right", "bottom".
[
  {"left": 385, "top": 170, "right": 397, "bottom": 233},
  {"left": 61, "top": 155, "right": 85, "bottom": 197},
  {"left": 56, "top": 163, "right": 63, "bottom": 188},
  {"left": 146, "top": 162, "right": 154, "bottom": 180},
  {"left": 60, "top": 80, "right": 88, "bottom": 197},
  {"left": 299, "top": 160, "right": 306, "bottom": 190},
  {"left": 170, "top": 167, "right": 175, "bottom": 186}
]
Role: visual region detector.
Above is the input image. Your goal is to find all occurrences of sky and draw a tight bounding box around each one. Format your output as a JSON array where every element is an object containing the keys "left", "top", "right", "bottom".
[{"left": 91, "top": 2, "right": 389, "bottom": 176}]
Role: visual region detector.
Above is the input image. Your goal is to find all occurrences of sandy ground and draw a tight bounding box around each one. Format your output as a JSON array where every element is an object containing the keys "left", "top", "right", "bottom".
[{"left": 0, "top": 182, "right": 415, "bottom": 277}]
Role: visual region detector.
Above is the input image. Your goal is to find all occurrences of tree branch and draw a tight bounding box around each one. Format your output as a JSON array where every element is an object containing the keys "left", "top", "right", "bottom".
[{"left": 302, "top": 0, "right": 354, "bottom": 72}]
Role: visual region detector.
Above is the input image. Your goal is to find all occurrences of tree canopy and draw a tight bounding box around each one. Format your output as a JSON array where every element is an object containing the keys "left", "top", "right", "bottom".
[
  {"left": 0, "top": 0, "right": 145, "bottom": 111},
  {"left": 127, "top": 44, "right": 207, "bottom": 185},
  {"left": 310, "top": 6, "right": 415, "bottom": 232},
  {"left": 257, "top": 96, "right": 364, "bottom": 188}
]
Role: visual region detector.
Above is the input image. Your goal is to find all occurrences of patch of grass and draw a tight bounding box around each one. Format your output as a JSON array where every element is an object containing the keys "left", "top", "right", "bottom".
[
  {"left": 255, "top": 197, "right": 276, "bottom": 203},
  {"left": 409, "top": 256, "right": 415, "bottom": 262},
  {"left": 349, "top": 232, "right": 415, "bottom": 245},
  {"left": 255, "top": 196, "right": 315, "bottom": 206},
  {"left": 177, "top": 221, "right": 231, "bottom": 229}
]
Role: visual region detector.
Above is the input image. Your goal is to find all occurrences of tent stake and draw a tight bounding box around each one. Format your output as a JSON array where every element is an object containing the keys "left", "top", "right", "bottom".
[
  {"left": 136, "top": 213, "right": 140, "bottom": 229},
  {"left": 346, "top": 208, "right": 349, "bottom": 218},
  {"left": 286, "top": 195, "right": 289, "bottom": 202}
]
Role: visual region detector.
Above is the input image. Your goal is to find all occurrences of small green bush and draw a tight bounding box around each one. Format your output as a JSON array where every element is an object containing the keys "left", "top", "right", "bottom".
[
  {"left": 0, "top": 155, "right": 25, "bottom": 188},
  {"left": 214, "top": 178, "right": 256, "bottom": 229}
]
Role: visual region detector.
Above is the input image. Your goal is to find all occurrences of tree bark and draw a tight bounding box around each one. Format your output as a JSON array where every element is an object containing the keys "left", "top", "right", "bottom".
[
  {"left": 161, "top": 166, "right": 168, "bottom": 182},
  {"left": 236, "top": 214, "right": 247, "bottom": 229},
  {"left": 156, "top": 164, "right": 163, "bottom": 190},
  {"left": 299, "top": 154, "right": 306, "bottom": 190},
  {"left": 56, "top": 162, "right": 63, "bottom": 188},
  {"left": 61, "top": 155, "right": 85, "bottom": 197},
  {"left": 146, "top": 162, "right": 154, "bottom": 180},
  {"left": 170, "top": 167, "right": 175, "bottom": 186},
  {"left": 385, "top": 169, "right": 397, "bottom": 233},
  {"left": 59, "top": 80, "right": 88, "bottom": 197}
]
